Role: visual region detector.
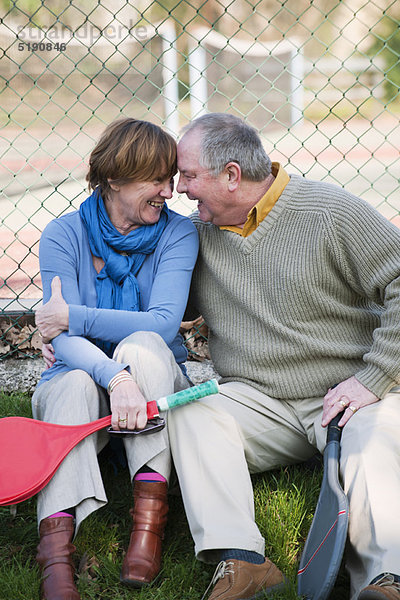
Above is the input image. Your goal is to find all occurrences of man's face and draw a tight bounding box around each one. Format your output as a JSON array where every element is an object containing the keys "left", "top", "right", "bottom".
[{"left": 177, "top": 130, "right": 229, "bottom": 225}]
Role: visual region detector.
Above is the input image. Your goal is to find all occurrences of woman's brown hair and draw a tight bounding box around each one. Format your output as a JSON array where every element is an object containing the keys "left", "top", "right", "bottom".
[{"left": 86, "top": 118, "right": 177, "bottom": 198}]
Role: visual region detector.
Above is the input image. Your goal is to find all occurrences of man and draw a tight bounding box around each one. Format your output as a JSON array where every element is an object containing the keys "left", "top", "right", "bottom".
[{"left": 168, "top": 112, "right": 400, "bottom": 600}]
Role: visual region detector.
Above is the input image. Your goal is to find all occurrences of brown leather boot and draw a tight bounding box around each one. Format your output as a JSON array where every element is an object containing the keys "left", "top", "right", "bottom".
[
  {"left": 120, "top": 480, "right": 168, "bottom": 588},
  {"left": 36, "top": 516, "right": 80, "bottom": 600}
]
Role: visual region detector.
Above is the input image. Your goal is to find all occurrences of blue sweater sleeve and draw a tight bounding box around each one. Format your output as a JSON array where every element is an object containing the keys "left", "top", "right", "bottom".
[
  {"left": 39, "top": 217, "right": 128, "bottom": 388},
  {"left": 68, "top": 216, "right": 199, "bottom": 346},
  {"left": 52, "top": 333, "right": 128, "bottom": 386}
]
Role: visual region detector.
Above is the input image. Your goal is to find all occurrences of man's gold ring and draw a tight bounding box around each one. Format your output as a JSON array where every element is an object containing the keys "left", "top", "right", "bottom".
[
  {"left": 118, "top": 417, "right": 127, "bottom": 423},
  {"left": 338, "top": 399, "right": 348, "bottom": 408},
  {"left": 348, "top": 405, "right": 358, "bottom": 414}
]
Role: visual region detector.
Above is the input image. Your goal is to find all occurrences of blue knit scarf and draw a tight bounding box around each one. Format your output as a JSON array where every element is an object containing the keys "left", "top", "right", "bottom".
[{"left": 79, "top": 189, "right": 169, "bottom": 353}]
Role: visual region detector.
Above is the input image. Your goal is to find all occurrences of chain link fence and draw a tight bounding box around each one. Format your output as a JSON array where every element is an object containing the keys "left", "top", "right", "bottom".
[{"left": 1, "top": 0, "right": 399, "bottom": 357}]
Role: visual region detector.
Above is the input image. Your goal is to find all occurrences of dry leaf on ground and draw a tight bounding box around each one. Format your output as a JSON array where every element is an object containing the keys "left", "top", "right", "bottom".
[
  {"left": 0, "top": 319, "right": 42, "bottom": 358},
  {"left": 180, "top": 316, "right": 210, "bottom": 362}
]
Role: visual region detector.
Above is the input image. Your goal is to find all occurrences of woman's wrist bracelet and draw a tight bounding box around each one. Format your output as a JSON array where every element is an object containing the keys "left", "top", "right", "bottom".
[{"left": 107, "top": 371, "right": 133, "bottom": 394}]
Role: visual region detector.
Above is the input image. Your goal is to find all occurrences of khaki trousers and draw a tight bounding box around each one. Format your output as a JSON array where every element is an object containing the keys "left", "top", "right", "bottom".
[
  {"left": 168, "top": 381, "right": 400, "bottom": 600},
  {"left": 32, "top": 331, "right": 188, "bottom": 535}
]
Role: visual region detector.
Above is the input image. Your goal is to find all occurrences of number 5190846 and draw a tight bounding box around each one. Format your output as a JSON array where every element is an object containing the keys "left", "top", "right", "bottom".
[{"left": 18, "top": 42, "right": 67, "bottom": 52}]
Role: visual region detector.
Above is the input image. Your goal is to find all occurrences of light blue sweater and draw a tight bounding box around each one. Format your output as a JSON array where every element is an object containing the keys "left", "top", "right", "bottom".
[{"left": 37, "top": 208, "right": 199, "bottom": 389}]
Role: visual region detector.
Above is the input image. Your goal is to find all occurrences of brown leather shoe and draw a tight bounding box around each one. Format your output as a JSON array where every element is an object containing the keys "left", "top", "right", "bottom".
[
  {"left": 120, "top": 480, "right": 168, "bottom": 588},
  {"left": 202, "top": 558, "right": 286, "bottom": 600},
  {"left": 358, "top": 573, "right": 400, "bottom": 599},
  {"left": 36, "top": 516, "right": 80, "bottom": 600}
]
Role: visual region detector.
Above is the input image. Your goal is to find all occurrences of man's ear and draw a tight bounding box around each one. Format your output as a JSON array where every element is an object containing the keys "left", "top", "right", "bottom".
[{"left": 225, "top": 162, "right": 241, "bottom": 191}]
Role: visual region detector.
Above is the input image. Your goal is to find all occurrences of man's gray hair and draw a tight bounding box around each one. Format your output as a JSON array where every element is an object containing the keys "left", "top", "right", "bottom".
[{"left": 182, "top": 113, "right": 272, "bottom": 181}]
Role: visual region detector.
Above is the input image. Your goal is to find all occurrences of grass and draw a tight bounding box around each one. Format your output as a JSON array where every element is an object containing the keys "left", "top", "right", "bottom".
[{"left": 0, "top": 391, "right": 349, "bottom": 600}]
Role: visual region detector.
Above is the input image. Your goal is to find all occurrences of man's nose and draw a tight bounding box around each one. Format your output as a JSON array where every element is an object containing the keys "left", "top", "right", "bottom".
[{"left": 176, "top": 174, "right": 186, "bottom": 193}]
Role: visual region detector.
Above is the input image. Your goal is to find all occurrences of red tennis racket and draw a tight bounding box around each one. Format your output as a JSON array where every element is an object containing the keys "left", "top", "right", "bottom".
[
  {"left": 0, "top": 403, "right": 159, "bottom": 506},
  {"left": 0, "top": 379, "right": 220, "bottom": 506}
]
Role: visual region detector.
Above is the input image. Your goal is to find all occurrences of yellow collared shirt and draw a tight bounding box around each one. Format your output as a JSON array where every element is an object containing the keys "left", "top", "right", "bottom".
[{"left": 220, "top": 163, "right": 290, "bottom": 237}]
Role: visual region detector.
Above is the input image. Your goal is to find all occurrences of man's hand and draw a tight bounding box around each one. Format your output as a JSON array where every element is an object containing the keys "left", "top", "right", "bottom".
[
  {"left": 110, "top": 375, "right": 148, "bottom": 431},
  {"left": 322, "top": 375, "right": 379, "bottom": 428},
  {"left": 35, "top": 276, "right": 69, "bottom": 343}
]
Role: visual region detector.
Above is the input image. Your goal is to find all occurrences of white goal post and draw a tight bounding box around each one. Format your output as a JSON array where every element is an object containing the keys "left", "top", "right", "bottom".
[{"left": 188, "top": 26, "right": 304, "bottom": 128}]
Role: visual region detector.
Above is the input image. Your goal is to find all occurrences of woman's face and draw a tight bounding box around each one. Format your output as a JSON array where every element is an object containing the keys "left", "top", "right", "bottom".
[{"left": 106, "top": 177, "right": 174, "bottom": 233}]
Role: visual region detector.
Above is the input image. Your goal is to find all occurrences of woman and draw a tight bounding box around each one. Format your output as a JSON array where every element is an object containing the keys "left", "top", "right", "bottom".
[{"left": 33, "top": 117, "right": 198, "bottom": 600}]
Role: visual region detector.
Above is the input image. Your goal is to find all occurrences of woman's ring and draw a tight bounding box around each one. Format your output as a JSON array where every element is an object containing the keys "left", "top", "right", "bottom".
[
  {"left": 338, "top": 399, "right": 348, "bottom": 408},
  {"left": 118, "top": 417, "right": 127, "bottom": 423},
  {"left": 348, "top": 405, "right": 358, "bottom": 414}
]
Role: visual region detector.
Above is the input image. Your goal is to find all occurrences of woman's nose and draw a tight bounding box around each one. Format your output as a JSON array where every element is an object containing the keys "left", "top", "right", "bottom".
[{"left": 160, "top": 181, "right": 173, "bottom": 199}]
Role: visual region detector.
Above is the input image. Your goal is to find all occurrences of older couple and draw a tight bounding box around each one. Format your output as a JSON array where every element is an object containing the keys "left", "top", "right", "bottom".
[{"left": 35, "top": 113, "right": 400, "bottom": 600}]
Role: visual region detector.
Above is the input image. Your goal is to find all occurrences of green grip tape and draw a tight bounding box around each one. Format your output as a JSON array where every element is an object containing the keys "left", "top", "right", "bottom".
[{"left": 157, "top": 379, "right": 219, "bottom": 411}]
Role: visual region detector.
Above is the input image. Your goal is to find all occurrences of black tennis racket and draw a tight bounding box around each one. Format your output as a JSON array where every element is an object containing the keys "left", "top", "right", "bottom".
[{"left": 297, "top": 410, "right": 348, "bottom": 600}]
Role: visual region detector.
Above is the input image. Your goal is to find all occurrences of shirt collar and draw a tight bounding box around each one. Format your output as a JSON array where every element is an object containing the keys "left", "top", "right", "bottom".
[{"left": 220, "top": 163, "right": 290, "bottom": 237}]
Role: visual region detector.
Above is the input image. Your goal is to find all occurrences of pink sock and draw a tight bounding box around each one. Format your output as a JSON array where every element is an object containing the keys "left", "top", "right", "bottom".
[
  {"left": 48, "top": 512, "right": 74, "bottom": 518},
  {"left": 134, "top": 472, "right": 167, "bottom": 483}
]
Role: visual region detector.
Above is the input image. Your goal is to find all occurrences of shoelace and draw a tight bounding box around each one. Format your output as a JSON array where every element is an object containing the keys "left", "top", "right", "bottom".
[
  {"left": 201, "top": 561, "right": 235, "bottom": 600},
  {"left": 373, "top": 573, "right": 400, "bottom": 591}
]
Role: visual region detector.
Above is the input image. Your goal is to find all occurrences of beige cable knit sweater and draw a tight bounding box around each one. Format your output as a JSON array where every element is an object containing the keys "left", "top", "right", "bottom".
[{"left": 189, "top": 175, "right": 400, "bottom": 400}]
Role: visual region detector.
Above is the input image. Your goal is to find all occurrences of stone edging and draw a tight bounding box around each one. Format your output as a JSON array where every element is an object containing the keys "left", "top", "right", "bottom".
[{"left": 0, "top": 358, "right": 219, "bottom": 394}]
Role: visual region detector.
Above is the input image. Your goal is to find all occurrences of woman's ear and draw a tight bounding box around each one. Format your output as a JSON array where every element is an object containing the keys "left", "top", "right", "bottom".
[
  {"left": 107, "top": 178, "right": 120, "bottom": 192},
  {"left": 225, "top": 162, "right": 241, "bottom": 191}
]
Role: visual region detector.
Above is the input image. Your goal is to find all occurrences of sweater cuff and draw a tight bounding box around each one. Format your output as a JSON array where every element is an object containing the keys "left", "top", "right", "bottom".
[
  {"left": 355, "top": 364, "right": 398, "bottom": 399},
  {"left": 68, "top": 304, "right": 86, "bottom": 336},
  {"left": 94, "top": 361, "right": 130, "bottom": 390}
]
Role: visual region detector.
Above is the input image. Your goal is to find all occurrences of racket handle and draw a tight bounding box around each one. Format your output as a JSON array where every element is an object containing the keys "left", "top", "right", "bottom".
[
  {"left": 327, "top": 411, "right": 345, "bottom": 443},
  {"left": 143, "top": 379, "right": 220, "bottom": 420},
  {"left": 157, "top": 379, "right": 219, "bottom": 411},
  {"left": 325, "top": 383, "right": 343, "bottom": 444}
]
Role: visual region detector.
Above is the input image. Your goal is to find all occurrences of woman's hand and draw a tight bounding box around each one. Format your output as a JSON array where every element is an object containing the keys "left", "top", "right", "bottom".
[
  {"left": 42, "top": 342, "right": 56, "bottom": 369},
  {"left": 322, "top": 375, "right": 380, "bottom": 427},
  {"left": 35, "top": 276, "right": 69, "bottom": 343},
  {"left": 110, "top": 374, "right": 148, "bottom": 431}
]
